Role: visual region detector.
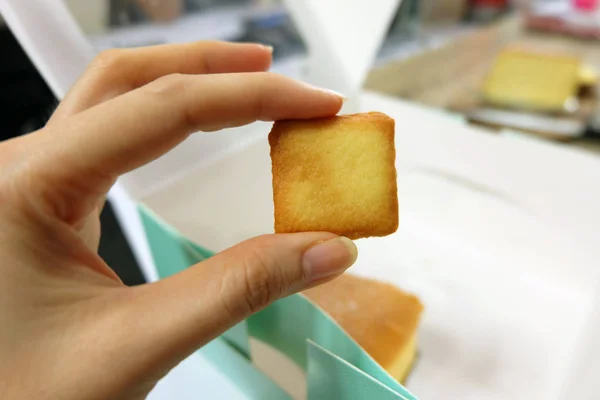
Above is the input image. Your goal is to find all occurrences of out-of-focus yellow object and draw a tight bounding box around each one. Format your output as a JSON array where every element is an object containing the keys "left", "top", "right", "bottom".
[
  {"left": 578, "top": 64, "right": 598, "bottom": 87},
  {"left": 482, "top": 49, "right": 582, "bottom": 112}
]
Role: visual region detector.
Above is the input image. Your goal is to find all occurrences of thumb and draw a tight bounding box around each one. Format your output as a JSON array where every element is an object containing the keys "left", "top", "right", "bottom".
[{"left": 124, "top": 232, "right": 357, "bottom": 373}]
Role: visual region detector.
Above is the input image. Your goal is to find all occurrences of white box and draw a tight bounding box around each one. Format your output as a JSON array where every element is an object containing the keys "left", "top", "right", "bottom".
[{"left": 125, "top": 90, "right": 600, "bottom": 399}]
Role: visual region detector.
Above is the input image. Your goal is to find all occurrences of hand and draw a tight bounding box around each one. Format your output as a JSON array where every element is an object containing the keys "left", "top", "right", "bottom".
[{"left": 0, "top": 41, "right": 357, "bottom": 400}]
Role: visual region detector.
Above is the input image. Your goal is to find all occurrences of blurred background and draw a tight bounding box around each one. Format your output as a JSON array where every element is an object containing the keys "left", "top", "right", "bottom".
[
  {"left": 2, "top": 0, "right": 600, "bottom": 284},
  {"left": 62, "top": 0, "right": 600, "bottom": 150}
]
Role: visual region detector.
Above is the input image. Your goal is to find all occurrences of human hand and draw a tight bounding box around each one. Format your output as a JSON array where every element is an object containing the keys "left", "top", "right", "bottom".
[{"left": 0, "top": 41, "right": 357, "bottom": 400}]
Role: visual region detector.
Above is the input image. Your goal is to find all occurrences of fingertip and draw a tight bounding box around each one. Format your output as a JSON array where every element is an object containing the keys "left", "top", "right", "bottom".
[
  {"left": 304, "top": 84, "right": 346, "bottom": 115},
  {"left": 259, "top": 45, "right": 274, "bottom": 70},
  {"left": 235, "top": 42, "right": 273, "bottom": 57},
  {"left": 321, "top": 88, "right": 347, "bottom": 102},
  {"left": 303, "top": 82, "right": 346, "bottom": 102},
  {"left": 242, "top": 43, "right": 273, "bottom": 72},
  {"left": 260, "top": 44, "right": 274, "bottom": 54},
  {"left": 328, "top": 92, "right": 346, "bottom": 116},
  {"left": 334, "top": 93, "right": 346, "bottom": 112}
]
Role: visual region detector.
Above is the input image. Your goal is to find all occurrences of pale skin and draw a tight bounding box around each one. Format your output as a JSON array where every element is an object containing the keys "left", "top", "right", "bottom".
[{"left": 0, "top": 41, "right": 358, "bottom": 400}]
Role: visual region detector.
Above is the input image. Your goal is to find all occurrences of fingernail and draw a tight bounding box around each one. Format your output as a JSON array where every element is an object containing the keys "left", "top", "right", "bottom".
[
  {"left": 303, "top": 82, "right": 346, "bottom": 100},
  {"left": 320, "top": 87, "right": 346, "bottom": 100},
  {"left": 261, "top": 44, "right": 274, "bottom": 53},
  {"left": 302, "top": 237, "right": 358, "bottom": 282}
]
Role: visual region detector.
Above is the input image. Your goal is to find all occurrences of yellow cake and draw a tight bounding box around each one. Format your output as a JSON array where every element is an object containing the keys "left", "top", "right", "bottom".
[
  {"left": 482, "top": 49, "right": 581, "bottom": 112},
  {"left": 303, "top": 273, "right": 424, "bottom": 383}
]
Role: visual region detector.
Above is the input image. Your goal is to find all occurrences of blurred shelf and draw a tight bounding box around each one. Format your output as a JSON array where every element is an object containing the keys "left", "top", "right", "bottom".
[
  {"left": 88, "top": 5, "right": 250, "bottom": 50},
  {"left": 85, "top": 6, "right": 600, "bottom": 155},
  {"left": 375, "top": 23, "right": 477, "bottom": 67},
  {"left": 87, "top": 3, "right": 476, "bottom": 77}
]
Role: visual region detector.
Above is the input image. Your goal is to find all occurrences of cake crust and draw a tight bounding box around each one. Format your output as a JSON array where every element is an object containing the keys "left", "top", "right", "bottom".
[{"left": 268, "top": 112, "right": 398, "bottom": 239}]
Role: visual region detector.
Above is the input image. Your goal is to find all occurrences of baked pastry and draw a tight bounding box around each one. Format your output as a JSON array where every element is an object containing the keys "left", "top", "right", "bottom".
[
  {"left": 268, "top": 112, "right": 398, "bottom": 240},
  {"left": 303, "top": 273, "right": 423, "bottom": 383}
]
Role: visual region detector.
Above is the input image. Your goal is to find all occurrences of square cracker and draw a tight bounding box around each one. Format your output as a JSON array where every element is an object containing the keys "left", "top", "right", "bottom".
[{"left": 268, "top": 112, "right": 398, "bottom": 239}]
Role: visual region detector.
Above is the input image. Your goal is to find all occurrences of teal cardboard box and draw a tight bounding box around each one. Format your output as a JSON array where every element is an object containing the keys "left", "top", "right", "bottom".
[{"left": 139, "top": 205, "right": 419, "bottom": 400}]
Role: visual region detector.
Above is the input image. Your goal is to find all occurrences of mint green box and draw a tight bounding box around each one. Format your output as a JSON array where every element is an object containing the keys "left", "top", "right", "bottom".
[{"left": 139, "top": 205, "right": 419, "bottom": 400}]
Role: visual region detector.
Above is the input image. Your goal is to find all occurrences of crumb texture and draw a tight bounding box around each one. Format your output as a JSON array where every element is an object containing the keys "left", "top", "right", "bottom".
[{"left": 269, "top": 112, "right": 398, "bottom": 239}]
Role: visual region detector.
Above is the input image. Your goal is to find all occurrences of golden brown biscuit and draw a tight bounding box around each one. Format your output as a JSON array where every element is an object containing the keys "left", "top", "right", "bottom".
[
  {"left": 303, "top": 273, "right": 424, "bottom": 383},
  {"left": 268, "top": 112, "right": 398, "bottom": 239}
]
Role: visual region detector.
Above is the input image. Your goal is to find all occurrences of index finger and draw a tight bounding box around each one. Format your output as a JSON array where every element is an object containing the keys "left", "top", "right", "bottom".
[
  {"left": 43, "top": 72, "right": 343, "bottom": 196},
  {"left": 51, "top": 41, "right": 273, "bottom": 122}
]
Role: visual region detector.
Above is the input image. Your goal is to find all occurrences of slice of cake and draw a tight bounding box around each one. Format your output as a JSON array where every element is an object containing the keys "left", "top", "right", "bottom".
[
  {"left": 482, "top": 49, "right": 581, "bottom": 112},
  {"left": 303, "top": 273, "right": 423, "bottom": 383},
  {"left": 268, "top": 112, "right": 398, "bottom": 240}
]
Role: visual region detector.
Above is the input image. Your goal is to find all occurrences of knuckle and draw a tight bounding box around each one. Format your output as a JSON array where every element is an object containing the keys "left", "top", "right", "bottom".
[
  {"left": 0, "top": 141, "right": 34, "bottom": 206},
  {"left": 250, "top": 73, "right": 273, "bottom": 119},
  {"left": 145, "top": 73, "right": 188, "bottom": 96},
  {"left": 144, "top": 74, "right": 195, "bottom": 129},
  {"left": 232, "top": 238, "right": 285, "bottom": 315},
  {"left": 250, "top": 72, "right": 286, "bottom": 120},
  {"left": 91, "top": 48, "right": 127, "bottom": 71},
  {"left": 85, "top": 49, "right": 130, "bottom": 89},
  {"left": 0, "top": 173, "right": 13, "bottom": 209},
  {"left": 242, "top": 250, "right": 276, "bottom": 313},
  {"left": 0, "top": 159, "right": 45, "bottom": 219}
]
